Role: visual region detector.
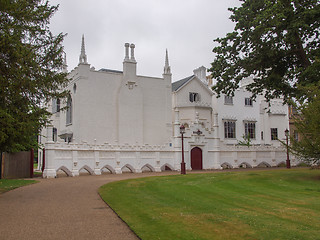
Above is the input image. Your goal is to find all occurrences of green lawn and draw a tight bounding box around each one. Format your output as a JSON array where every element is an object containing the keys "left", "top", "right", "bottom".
[
  {"left": 0, "top": 179, "right": 37, "bottom": 194},
  {"left": 99, "top": 169, "right": 320, "bottom": 240}
]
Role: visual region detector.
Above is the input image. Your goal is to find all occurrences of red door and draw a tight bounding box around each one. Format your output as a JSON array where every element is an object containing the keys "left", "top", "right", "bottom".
[{"left": 191, "top": 147, "right": 203, "bottom": 170}]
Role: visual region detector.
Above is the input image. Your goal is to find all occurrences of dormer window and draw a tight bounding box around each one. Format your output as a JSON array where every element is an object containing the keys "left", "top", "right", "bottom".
[{"left": 189, "top": 92, "right": 200, "bottom": 102}]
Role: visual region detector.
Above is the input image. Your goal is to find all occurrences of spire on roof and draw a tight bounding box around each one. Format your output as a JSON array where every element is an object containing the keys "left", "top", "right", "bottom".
[
  {"left": 79, "top": 34, "right": 88, "bottom": 64},
  {"left": 163, "top": 49, "right": 171, "bottom": 75}
]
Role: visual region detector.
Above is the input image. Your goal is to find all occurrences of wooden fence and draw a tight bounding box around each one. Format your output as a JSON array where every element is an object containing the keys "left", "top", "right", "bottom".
[{"left": 0, "top": 150, "right": 34, "bottom": 179}]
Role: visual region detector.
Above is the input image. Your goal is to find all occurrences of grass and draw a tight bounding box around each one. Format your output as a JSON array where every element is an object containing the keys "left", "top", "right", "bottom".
[
  {"left": 33, "top": 171, "right": 42, "bottom": 177},
  {"left": 0, "top": 179, "right": 37, "bottom": 194},
  {"left": 99, "top": 169, "right": 320, "bottom": 240}
]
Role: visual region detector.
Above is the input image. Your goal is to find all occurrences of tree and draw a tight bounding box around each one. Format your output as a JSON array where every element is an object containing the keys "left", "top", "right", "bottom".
[
  {"left": 0, "top": 0, "right": 69, "bottom": 153},
  {"left": 209, "top": 0, "right": 320, "bottom": 103},
  {"left": 290, "top": 85, "right": 320, "bottom": 166}
]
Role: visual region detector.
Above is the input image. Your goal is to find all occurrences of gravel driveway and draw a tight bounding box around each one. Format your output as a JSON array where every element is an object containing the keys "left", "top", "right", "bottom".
[{"left": 0, "top": 172, "right": 178, "bottom": 240}]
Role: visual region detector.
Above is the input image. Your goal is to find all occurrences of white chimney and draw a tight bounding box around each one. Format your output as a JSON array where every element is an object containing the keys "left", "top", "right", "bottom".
[{"left": 193, "top": 66, "right": 207, "bottom": 84}]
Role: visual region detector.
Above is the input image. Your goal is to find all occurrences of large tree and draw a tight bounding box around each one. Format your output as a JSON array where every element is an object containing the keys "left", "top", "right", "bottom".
[
  {"left": 290, "top": 84, "right": 320, "bottom": 165},
  {"left": 209, "top": 0, "right": 320, "bottom": 103},
  {"left": 0, "top": 0, "right": 68, "bottom": 153}
]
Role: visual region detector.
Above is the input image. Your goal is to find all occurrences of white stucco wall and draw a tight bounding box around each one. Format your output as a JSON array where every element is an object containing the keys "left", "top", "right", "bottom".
[
  {"left": 172, "top": 76, "right": 213, "bottom": 129},
  {"left": 54, "top": 48, "right": 172, "bottom": 146},
  {"left": 212, "top": 87, "right": 289, "bottom": 146}
]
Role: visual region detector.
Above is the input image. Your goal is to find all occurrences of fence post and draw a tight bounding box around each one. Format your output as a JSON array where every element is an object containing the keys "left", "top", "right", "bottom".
[{"left": 42, "top": 148, "right": 45, "bottom": 172}]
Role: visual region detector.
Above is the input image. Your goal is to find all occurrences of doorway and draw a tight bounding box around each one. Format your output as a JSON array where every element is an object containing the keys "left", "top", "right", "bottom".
[{"left": 191, "top": 147, "right": 203, "bottom": 170}]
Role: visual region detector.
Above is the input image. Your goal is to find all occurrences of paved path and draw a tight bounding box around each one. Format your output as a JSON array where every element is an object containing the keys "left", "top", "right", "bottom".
[{"left": 0, "top": 172, "right": 178, "bottom": 240}]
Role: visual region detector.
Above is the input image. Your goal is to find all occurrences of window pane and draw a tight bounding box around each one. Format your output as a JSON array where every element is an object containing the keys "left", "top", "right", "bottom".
[
  {"left": 66, "top": 96, "right": 72, "bottom": 124},
  {"left": 189, "top": 92, "right": 200, "bottom": 103},
  {"left": 224, "top": 96, "right": 233, "bottom": 105},
  {"left": 245, "top": 122, "right": 255, "bottom": 139},
  {"left": 224, "top": 121, "right": 236, "bottom": 138},
  {"left": 245, "top": 98, "right": 252, "bottom": 106},
  {"left": 271, "top": 128, "right": 278, "bottom": 140},
  {"left": 56, "top": 99, "right": 60, "bottom": 112}
]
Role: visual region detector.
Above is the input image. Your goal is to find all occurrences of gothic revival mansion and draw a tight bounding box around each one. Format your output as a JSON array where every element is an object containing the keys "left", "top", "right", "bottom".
[{"left": 40, "top": 37, "right": 294, "bottom": 178}]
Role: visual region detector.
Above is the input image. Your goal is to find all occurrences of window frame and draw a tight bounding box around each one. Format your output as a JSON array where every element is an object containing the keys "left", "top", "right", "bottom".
[
  {"left": 52, "top": 127, "right": 57, "bottom": 142},
  {"left": 224, "top": 120, "right": 236, "bottom": 139},
  {"left": 66, "top": 96, "right": 72, "bottom": 125},
  {"left": 224, "top": 95, "right": 233, "bottom": 105},
  {"left": 189, "top": 92, "right": 200, "bottom": 103},
  {"left": 245, "top": 97, "right": 253, "bottom": 106},
  {"left": 244, "top": 122, "right": 256, "bottom": 139},
  {"left": 271, "top": 128, "right": 278, "bottom": 140},
  {"left": 56, "top": 98, "right": 60, "bottom": 112}
]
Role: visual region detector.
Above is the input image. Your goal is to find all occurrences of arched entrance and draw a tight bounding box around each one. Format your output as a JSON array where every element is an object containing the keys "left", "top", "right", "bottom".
[{"left": 191, "top": 147, "right": 203, "bottom": 170}]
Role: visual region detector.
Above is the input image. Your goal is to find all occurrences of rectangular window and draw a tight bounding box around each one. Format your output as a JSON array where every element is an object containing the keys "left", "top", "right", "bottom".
[
  {"left": 245, "top": 122, "right": 256, "bottom": 139},
  {"left": 52, "top": 128, "right": 57, "bottom": 142},
  {"left": 224, "top": 96, "right": 233, "bottom": 105},
  {"left": 52, "top": 98, "right": 60, "bottom": 113},
  {"left": 189, "top": 92, "right": 200, "bottom": 102},
  {"left": 271, "top": 128, "right": 278, "bottom": 140},
  {"left": 245, "top": 97, "right": 253, "bottom": 106},
  {"left": 224, "top": 121, "right": 236, "bottom": 138},
  {"left": 261, "top": 131, "right": 264, "bottom": 140},
  {"left": 56, "top": 99, "right": 60, "bottom": 112},
  {"left": 66, "top": 96, "right": 72, "bottom": 125}
]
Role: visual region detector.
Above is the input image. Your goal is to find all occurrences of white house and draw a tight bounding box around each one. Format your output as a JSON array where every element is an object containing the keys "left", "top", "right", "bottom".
[
  {"left": 40, "top": 37, "right": 294, "bottom": 178},
  {"left": 212, "top": 76, "right": 289, "bottom": 147}
]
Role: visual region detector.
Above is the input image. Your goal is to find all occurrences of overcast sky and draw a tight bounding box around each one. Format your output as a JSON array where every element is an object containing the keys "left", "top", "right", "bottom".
[{"left": 49, "top": 0, "right": 241, "bottom": 81}]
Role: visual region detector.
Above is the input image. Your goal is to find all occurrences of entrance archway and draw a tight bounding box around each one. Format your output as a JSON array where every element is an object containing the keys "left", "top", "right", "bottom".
[{"left": 191, "top": 147, "right": 203, "bottom": 170}]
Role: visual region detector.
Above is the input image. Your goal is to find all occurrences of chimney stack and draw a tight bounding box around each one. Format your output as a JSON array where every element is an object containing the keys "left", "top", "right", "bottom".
[{"left": 123, "top": 43, "right": 137, "bottom": 78}]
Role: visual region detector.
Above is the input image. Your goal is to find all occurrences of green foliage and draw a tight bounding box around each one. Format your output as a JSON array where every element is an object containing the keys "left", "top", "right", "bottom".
[
  {"left": 237, "top": 134, "right": 252, "bottom": 147},
  {"left": 290, "top": 86, "right": 320, "bottom": 165},
  {"left": 0, "top": 0, "right": 69, "bottom": 152},
  {"left": 100, "top": 169, "right": 320, "bottom": 240},
  {"left": 209, "top": 0, "right": 320, "bottom": 103}
]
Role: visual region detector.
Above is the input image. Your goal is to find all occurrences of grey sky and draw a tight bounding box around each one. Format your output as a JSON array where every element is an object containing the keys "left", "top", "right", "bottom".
[{"left": 49, "top": 0, "right": 241, "bottom": 81}]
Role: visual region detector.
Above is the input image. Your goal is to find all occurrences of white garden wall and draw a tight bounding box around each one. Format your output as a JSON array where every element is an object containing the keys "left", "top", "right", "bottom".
[{"left": 42, "top": 140, "right": 295, "bottom": 178}]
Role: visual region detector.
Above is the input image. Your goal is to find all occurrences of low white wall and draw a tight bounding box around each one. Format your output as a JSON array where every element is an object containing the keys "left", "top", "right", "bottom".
[
  {"left": 42, "top": 142, "right": 176, "bottom": 178},
  {"left": 42, "top": 142, "right": 296, "bottom": 178},
  {"left": 218, "top": 144, "right": 297, "bottom": 169}
]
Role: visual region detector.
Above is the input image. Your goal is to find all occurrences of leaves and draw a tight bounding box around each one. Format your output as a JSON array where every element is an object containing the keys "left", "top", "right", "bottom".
[
  {"left": 0, "top": 0, "right": 69, "bottom": 152},
  {"left": 209, "top": 0, "right": 320, "bottom": 103},
  {"left": 290, "top": 84, "right": 320, "bottom": 164}
]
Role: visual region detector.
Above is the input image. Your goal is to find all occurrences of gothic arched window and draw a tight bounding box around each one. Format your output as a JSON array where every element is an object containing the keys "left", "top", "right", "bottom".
[{"left": 66, "top": 95, "right": 72, "bottom": 125}]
